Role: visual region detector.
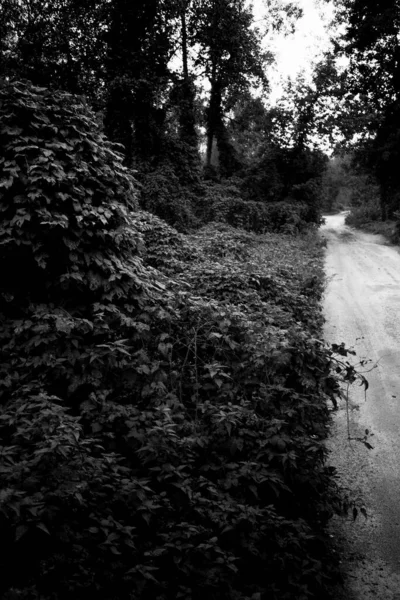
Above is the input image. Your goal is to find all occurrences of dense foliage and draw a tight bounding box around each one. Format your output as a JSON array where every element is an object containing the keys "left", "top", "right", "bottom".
[
  {"left": 321, "top": 153, "right": 380, "bottom": 215},
  {"left": 0, "top": 80, "right": 347, "bottom": 599},
  {"left": 332, "top": 0, "right": 400, "bottom": 223},
  {"left": 0, "top": 0, "right": 329, "bottom": 232}
]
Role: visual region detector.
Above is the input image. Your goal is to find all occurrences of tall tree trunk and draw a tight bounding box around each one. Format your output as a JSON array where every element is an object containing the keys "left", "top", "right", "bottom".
[
  {"left": 215, "top": 120, "right": 242, "bottom": 178},
  {"left": 177, "top": 2, "right": 198, "bottom": 148},
  {"left": 206, "top": 1, "right": 220, "bottom": 169},
  {"left": 104, "top": 0, "right": 161, "bottom": 166},
  {"left": 206, "top": 67, "right": 220, "bottom": 168},
  {"left": 104, "top": 80, "right": 134, "bottom": 165},
  {"left": 181, "top": 2, "right": 189, "bottom": 81}
]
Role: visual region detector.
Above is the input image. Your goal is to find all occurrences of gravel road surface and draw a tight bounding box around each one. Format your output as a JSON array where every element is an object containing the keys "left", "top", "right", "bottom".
[{"left": 322, "top": 212, "right": 400, "bottom": 600}]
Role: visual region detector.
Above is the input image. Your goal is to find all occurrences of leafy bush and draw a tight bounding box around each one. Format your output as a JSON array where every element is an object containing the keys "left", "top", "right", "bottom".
[
  {"left": 0, "top": 80, "right": 344, "bottom": 600},
  {"left": 345, "top": 200, "right": 382, "bottom": 227},
  {"left": 0, "top": 78, "right": 167, "bottom": 406},
  {"left": 0, "top": 78, "right": 157, "bottom": 311},
  {"left": 140, "top": 164, "right": 200, "bottom": 230},
  {"left": 134, "top": 210, "right": 201, "bottom": 273},
  {"left": 205, "top": 190, "right": 321, "bottom": 234},
  {"left": 138, "top": 136, "right": 203, "bottom": 231}
]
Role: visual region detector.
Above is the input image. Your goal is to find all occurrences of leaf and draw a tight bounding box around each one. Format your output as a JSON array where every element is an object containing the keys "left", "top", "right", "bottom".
[
  {"left": 88, "top": 527, "right": 99, "bottom": 534},
  {"left": 15, "top": 525, "right": 29, "bottom": 541},
  {"left": 0, "top": 176, "right": 14, "bottom": 189},
  {"left": 208, "top": 332, "right": 223, "bottom": 339},
  {"left": 36, "top": 522, "right": 51, "bottom": 535}
]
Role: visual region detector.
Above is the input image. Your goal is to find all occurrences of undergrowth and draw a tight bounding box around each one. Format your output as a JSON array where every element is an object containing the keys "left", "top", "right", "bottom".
[
  {"left": 345, "top": 200, "right": 381, "bottom": 228},
  {"left": 0, "top": 79, "right": 355, "bottom": 600},
  {"left": 200, "top": 182, "right": 322, "bottom": 235}
]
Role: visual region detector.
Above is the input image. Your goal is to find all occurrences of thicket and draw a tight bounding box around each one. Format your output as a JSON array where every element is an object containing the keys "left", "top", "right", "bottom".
[
  {"left": 139, "top": 167, "right": 324, "bottom": 235},
  {"left": 0, "top": 80, "right": 348, "bottom": 600},
  {"left": 345, "top": 200, "right": 381, "bottom": 228},
  {"left": 0, "top": 1, "right": 328, "bottom": 235},
  {"left": 197, "top": 146, "right": 325, "bottom": 235}
]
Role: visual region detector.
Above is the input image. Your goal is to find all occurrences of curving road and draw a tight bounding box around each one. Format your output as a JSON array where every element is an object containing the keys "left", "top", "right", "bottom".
[{"left": 322, "top": 212, "right": 400, "bottom": 599}]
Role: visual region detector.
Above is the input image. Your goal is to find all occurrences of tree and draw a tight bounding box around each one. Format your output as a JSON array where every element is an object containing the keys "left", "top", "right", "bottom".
[
  {"left": 227, "top": 93, "right": 270, "bottom": 163},
  {"left": 0, "top": 0, "right": 108, "bottom": 102},
  {"left": 338, "top": 0, "right": 400, "bottom": 107},
  {"left": 0, "top": 0, "right": 184, "bottom": 166},
  {"left": 171, "top": 0, "right": 198, "bottom": 148},
  {"left": 334, "top": 0, "right": 400, "bottom": 218},
  {"left": 191, "top": 0, "right": 268, "bottom": 175},
  {"left": 104, "top": 0, "right": 179, "bottom": 165}
]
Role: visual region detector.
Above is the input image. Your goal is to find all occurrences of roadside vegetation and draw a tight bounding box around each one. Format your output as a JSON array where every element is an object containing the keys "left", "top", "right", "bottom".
[
  {"left": 1, "top": 0, "right": 396, "bottom": 597},
  {"left": 320, "top": 1, "right": 400, "bottom": 241},
  {"left": 321, "top": 153, "right": 399, "bottom": 239},
  {"left": 0, "top": 78, "right": 355, "bottom": 600}
]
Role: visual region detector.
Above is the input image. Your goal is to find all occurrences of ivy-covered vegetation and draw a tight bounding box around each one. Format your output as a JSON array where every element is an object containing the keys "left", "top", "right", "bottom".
[
  {"left": 0, "top": 0, "right": 379, "bottom": 596},
  {"left": 0, "top": 79, "right": 349, "bottom": 600},
  {"left": 0, "top": 0, "right": 329, "bottom": 232}
]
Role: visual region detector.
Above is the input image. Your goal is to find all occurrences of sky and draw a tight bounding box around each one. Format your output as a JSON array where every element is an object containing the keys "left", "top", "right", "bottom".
[{"left": 251, "top": 0, "right": 337, "bottom": 101}]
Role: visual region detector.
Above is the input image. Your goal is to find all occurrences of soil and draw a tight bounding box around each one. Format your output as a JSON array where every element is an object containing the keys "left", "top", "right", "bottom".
[{"left": 321, "top": 212, "right": 400, "bottom": 600}]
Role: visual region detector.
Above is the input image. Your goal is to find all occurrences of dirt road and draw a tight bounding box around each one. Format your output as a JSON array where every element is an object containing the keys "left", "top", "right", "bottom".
[{"left": 322, "top": 212, "right": 400, "bottom": 599}]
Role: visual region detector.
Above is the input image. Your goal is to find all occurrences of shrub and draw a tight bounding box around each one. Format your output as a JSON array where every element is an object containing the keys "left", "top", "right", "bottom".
[
  {"left": 0, "top": 78, "right": 167, "bottom": 408},
  {"left": 140, "top": 164, "right": 199, "bottom": 231},
  {"left": 345, "top": 200, "right": 382, "bottom": 227},
  {"left": 138, "top": 136, "right": 203, "bottom": 231},
  {"left": 205, "top": 192, "right": 321, "bottom": 234},
  {"left": 0, "top": 80, "right": 343, "bottom": 600},
  {"left": 134, "top": 210, "right": 201, "bottom": 273},
  {"left": 0, "top": 78, "right": 155, "bottom": 312}
]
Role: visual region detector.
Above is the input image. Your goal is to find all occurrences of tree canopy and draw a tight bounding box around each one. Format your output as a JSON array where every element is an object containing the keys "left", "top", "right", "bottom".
[{"left": 330, "top": 0, "right": 400, "bottom": 218}]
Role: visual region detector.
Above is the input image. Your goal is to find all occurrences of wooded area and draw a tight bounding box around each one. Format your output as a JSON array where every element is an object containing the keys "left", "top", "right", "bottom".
[
  {"left": 0, "top": 0, "right": 332, "bottom": 231},
  {"left": 0, "top": 0, "right": 394, "bottom": 598}
]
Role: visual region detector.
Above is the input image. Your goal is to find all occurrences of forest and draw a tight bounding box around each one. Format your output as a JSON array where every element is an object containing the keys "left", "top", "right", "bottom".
[{"left": 0, "top": 0, "right": 395, "bottom": 599}]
